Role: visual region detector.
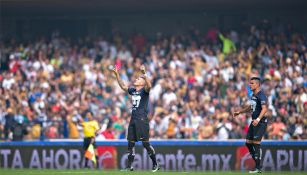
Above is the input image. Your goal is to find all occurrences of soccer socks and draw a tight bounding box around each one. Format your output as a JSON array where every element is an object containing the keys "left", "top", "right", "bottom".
[
  {"left": 150, "top": 154, "right": 158, "bottom": 166},
  {"left": 85, "top": 157, "right": 99, "bottom": 168},
  {"left": 85, "top": 158, "right": 89, "bottom": 168},
  {"left": 142, "top": 141, "right": 157, "bottom": 166},
  {"left": 127, "top": 141, "right": 135, "bottom": 168},
  {"left": 253, "top": 144, "right": 262, "bottom": 169},
  {"left": 246, "top": 142, "right": 262, "bottom": 170},
  {"left": 95, "top": 156, "right": 99, "bottom": 168},
  {"left": 245, "top": 142, "right": 256, "bottom": 161}
]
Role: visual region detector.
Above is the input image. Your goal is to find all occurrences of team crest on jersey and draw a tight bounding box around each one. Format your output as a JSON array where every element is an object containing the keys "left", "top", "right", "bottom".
[{"left": 132, "top": 94, "right": 141, "bottom": 108}]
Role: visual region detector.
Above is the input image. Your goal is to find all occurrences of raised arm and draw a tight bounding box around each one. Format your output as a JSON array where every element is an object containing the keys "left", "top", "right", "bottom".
[
  {"left": 140, "top": 65, "right": 152, "bottom": 92},
  {"left": 218, "top": 33, "right": 225, "bottom": 41},
  {"left": 231, "top": 41, "right": 237, "bottom": 52},
  {"left": 111, "top": 66, "right": 128, "bottom": 92}
]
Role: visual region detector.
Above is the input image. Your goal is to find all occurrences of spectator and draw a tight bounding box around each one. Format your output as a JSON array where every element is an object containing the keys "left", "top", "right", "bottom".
[
  {"left": 12, "top": 116, "right": 28, "bottom": 141},
  {"left": 4, "top": 108, "right": 15, "bottom": 140},
  {"left": 216, "top": 117, "right": 232, "bottom": 140},
  {"left": 229, "top": 122, "right": 243, "bottom": 139},
  {"left": 198, "top": 118, "right": 214, "bottom": 139},
  {"left": 67, "top": 114, "right": 80, "bottom": 139},
  {"left": 268, "top": 117, "right": 286, "bottom": 139},
  {"left": 101, "top": 122, "right": 115, "bottom": 139},
  {"left": 218, "top": 33, "right": 236, "bottom": 55},
  {"left": 166, "top": 118, "right": 177, "bottom": 139}
]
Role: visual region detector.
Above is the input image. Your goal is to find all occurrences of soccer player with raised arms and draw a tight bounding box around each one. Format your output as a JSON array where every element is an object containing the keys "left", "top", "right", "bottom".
[{"left": 112, "top": 65, "right": 160, "bottom": 172}]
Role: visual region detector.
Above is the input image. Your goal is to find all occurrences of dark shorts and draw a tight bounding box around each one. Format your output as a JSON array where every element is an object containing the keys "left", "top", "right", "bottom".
[
  {"left": 127, "top": 118, "right": 150, "bottom": 142},
  {"left": 83, "top": 137, "right": 96, "bottom": 150},
  {"left": 246, "top": 121, "right": 267, "bottom": 141}
]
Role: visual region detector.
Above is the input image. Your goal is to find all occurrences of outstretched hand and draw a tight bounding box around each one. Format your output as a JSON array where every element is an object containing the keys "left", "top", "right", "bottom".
[
  {"left": 233, "top": 111, "right": 240, "bottom": 118},
  {"left": 110, "top": 65, "right": 118, "bottom": 75}
]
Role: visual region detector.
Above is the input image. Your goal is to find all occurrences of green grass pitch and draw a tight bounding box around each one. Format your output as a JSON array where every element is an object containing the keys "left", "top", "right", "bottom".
[{"left": 0, "top": 169, "right": 306, "bottom": 175}]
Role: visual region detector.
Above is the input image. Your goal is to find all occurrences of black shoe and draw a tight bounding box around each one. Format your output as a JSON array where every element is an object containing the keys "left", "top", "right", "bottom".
[
  {"left": 152, "top": 164, "right": 160, "bottom": 172},
  {"left": 121, "top": 166, "right": 134, "bottom": 171},
  {"left": 249, "top": 168, "right": 262, "bottom": 173}
]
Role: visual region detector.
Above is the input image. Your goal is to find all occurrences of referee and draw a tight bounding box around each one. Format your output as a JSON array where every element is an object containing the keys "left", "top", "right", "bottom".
[
  {"left": 81, "top": 111, "right": 100, "bottom": 168},
  {"left": 233, "top": 77, "right": 268, "bottom": 173}
]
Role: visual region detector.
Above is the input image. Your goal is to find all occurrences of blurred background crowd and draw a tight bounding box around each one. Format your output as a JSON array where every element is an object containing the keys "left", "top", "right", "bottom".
[{"left": 0, "top": 21, "right": 306, "bottom": 141}]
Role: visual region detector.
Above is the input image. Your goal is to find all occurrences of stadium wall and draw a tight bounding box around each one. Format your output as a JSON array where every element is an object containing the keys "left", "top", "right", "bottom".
[
  {"left": 2, "top": 12, "right": 307, "bottom": 40},
  {"left": 0, "top": 140, "right": 307, "bottom": 172}
]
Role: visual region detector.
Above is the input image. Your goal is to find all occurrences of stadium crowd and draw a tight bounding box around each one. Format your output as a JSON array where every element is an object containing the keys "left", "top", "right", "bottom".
[{"left": 0, "top": 21, "right": 306, "bottom": 141}]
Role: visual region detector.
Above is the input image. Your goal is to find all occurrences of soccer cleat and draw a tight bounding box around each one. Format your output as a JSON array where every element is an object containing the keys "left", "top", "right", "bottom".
[
  {"left": 120, "top": 166, "right": 134, "bottom": 171},
  {"left": 249, "top": 168, "right": 262, "bottom": 173},
  {"left": 152, "top": 164, "right": 160, "bottom": 172}
]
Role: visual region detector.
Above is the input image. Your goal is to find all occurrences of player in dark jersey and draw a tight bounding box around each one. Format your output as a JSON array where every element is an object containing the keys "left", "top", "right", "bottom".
[
  {"left": 112, "top": 65, "right": 160, "bottom": 172},
  {"left": 233, "top": 77, "right": 268, "bottom": 173}
]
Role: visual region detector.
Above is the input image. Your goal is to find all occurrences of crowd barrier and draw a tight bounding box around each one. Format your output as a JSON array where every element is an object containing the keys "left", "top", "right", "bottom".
[{"left": 0, "top": 140, "right": 306, "bottom": 171}]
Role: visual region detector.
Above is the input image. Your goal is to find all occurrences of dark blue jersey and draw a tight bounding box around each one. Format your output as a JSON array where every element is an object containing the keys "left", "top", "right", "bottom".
[
  {"left": 128, "top": 87, "right": 149, "bottom": 119},
  {"left": 250, "top": 90, "right": 268, "bottom": 122}
]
